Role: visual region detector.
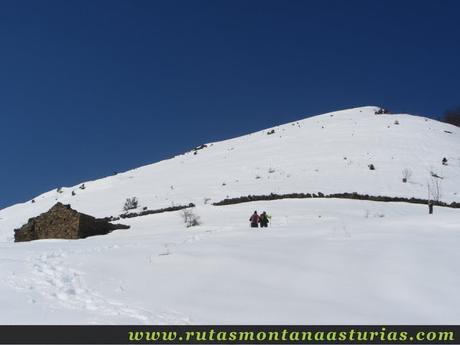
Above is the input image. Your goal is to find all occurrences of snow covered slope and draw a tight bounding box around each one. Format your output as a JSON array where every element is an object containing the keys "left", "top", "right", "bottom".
[
  {"left": 1, "top": 106, "right": 459, "bottom": 241},
  {"left": 2, "top": 199, "right": 460, "bottom": 324},
  {"left": 1, "top": 106, "right": 460, "bottom": 325}
]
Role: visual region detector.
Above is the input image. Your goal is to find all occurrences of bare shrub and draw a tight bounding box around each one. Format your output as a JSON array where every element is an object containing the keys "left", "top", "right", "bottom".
[
  {"left": 428, "top": 177, "right": 442, "bottom": 202},
  {"left": 402, "top": 168, "right": 412, "bottom": 183},
  {"left": 123, "top": 197, "right": 139, "bottom": 212},
  {"left": 181, "top": 209, "right": 201, "bottom": 228}
]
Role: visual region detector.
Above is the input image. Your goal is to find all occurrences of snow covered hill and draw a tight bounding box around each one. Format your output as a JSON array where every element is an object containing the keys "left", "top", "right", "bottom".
[
  {"left": 1, "top": 106, "right": 460, "bottom": 324},
  {"left": 1, "top": 106, "right": 459, "bottom": 241}
]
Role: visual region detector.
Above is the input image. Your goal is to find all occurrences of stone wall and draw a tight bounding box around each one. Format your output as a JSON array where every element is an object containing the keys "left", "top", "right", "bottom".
[
  {"left": 212, "top": 192, "right": 460, "bottom": 209},
  {"left": 14, "top": 203, "right": 129, "bottom": 242},
  {"left": 117, "top": 203, "right": 196, "bottom": 220},
  {"left": 78, "top": 213, "right": 129, "bottom": 238},
  {"left": 14, "top": 203, "right": 80, "bottom": 242}
]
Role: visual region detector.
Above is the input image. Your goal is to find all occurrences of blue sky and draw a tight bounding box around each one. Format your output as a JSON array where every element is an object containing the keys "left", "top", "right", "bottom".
[{"left": 0, "top": 0, "right": 459, "bottom": 208}]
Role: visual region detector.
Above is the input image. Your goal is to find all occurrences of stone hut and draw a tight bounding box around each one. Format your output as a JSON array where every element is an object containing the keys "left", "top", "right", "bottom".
[{"left": 14, "top": 203, "right": 129, "bottom": 242}]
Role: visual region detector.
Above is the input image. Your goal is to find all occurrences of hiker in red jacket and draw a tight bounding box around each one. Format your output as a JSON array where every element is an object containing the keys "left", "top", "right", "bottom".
[{"left": 249, "top": 211, "right": 260, "bottom": 228}]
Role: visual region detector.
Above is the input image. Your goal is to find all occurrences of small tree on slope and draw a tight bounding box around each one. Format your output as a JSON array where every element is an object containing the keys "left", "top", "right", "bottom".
[
  {"left": 427, "top": 177, "right": 442, "bottom": 214},
  {"left": 123, "top": 197, "right": 139, "bottom": 212}
]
